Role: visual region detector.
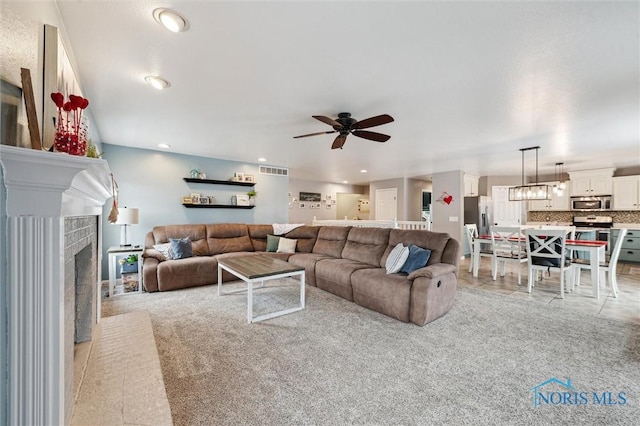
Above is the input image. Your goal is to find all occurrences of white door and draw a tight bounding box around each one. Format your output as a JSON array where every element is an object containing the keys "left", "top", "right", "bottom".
[
  {"left": 492, "top": 186, "right": 522, "bottom": 226},
  {"left": 375, "top": 188, "right": 397, "bottom": 220}
]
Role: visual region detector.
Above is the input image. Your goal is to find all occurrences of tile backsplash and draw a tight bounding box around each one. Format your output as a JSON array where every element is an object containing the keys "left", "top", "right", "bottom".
[{"left": 528, "top": 210, "right": 640, "bottom": 225}]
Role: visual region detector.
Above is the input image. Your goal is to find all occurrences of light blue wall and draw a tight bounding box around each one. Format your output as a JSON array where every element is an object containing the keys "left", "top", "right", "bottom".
[{"left": 100, "top": 144, "right": 289, "bottom": 277}]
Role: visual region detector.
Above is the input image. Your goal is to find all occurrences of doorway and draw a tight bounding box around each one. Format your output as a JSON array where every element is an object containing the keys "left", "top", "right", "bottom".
[{"left": 375, "top": 188, "right": 397, "bottom": 220}]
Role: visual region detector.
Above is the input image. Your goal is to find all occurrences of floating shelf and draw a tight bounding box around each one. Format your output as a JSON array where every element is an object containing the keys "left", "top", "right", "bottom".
[
  {"left": 182, "top": 204, "right": 254, "bottom": 209},
  {"left": 183, "top": 177, "right": 255, "bottom": 187}
]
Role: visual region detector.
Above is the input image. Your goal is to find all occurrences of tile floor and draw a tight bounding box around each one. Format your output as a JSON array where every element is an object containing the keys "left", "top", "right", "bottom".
[
  {"left": 458, "top": 257, "right": 640, "bottom": 325},
  {"left": 73, "top": 258, "right": 638, "bottom": 424},
  {"left": 72, "top": 311, "right": 172, "bottom": 426}
]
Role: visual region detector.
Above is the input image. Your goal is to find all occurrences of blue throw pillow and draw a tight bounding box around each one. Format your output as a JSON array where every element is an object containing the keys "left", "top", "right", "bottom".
[
  {"left": 400, "top": 244, "right": 431, "bottom": 274},
  {"left": 169, "top": 237, "right": 193, "bottom": 259}
]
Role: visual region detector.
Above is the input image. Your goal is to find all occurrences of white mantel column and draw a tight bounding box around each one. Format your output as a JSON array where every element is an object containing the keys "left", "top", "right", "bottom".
[{"left": 0, "top": 145, "right": 112, "bottom": 425}]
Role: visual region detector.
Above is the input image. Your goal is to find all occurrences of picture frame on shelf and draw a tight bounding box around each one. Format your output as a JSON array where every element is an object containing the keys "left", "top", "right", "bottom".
[
  {"left": 181, "top": 196, "right": 192, "bottom": 204},
  {"left": 243, "top": 174, "right": 254, "bottom": 183},
  {"left": 192, "top": 196, "right": 201, "bottom": 204},
  {"left": 199, "top": 196, "right": 210, "bottom": 205},
  {"left": 234, "top": 172, "right": 244, "bottom": 182}
]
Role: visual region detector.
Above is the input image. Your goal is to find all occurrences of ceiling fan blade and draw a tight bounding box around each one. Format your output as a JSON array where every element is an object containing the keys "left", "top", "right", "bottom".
[
  {"left": 313, "top": 115, "right": 343, "bottom": 128},
  {"left": 352, "top": 114, "right": 394, "bottom": 130},
  {"left": 293, "top": 130, "right": 337, "bottom": 139},
  {"left": 331, "top": 134, "right": 347, "bottom": 150},
  {"left": 352, "top": 130, "right": 391, "bottom": 142}
]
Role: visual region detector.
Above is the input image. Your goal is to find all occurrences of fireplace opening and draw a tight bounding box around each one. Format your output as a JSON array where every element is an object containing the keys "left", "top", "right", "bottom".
[{"left": 74, "top": 244, "right": 94, "bottom": 343}]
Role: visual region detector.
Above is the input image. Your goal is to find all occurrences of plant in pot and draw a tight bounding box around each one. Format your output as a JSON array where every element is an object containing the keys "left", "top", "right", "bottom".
[{"left": 247, "top": 190, "right": 257, "bottom": 206}]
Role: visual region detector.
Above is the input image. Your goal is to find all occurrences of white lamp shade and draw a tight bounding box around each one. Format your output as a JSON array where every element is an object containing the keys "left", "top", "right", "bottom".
[{"left": 114, "top": 207, "right": 139, "bottom": 225}]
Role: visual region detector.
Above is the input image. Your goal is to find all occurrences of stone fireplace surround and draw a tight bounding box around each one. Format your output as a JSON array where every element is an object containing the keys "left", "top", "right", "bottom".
[{"left": 0, "top": 145, "right": 112, "bottom": 425}]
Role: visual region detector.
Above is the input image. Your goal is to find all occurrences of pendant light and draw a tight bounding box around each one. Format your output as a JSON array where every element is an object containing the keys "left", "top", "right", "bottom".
[
  {"left": 508, "top": 146, "right": 551, "bottom": 201},
  {"left": 552, "top": 162, "right": 566, "bottom": 196}
]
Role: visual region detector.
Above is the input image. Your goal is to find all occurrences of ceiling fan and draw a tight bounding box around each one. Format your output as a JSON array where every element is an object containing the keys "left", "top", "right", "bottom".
[{"left": 293, "top": 112, "right": 394, "bottom": 149}]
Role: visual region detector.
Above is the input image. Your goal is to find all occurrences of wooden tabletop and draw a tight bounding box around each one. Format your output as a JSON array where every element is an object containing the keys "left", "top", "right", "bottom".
[
  {"left": 218, "top": 254, "right": 304, "bottom": 279},
  {"left": 566, "top": 240, "right": 607, "bottom": 247}
]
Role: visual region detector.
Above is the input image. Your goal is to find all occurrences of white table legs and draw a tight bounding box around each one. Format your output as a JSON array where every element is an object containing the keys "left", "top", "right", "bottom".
[{"left": 218, "top": 263, "right": 306, "bottom": 323}]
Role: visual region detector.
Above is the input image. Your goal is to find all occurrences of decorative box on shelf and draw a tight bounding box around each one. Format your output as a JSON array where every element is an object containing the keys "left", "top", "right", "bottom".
[{"left": 231, "top": 194, "right": 250, "bottom": 206}]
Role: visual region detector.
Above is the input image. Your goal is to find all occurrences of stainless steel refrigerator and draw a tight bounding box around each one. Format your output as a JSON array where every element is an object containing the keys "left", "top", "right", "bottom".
[{"left": 464, "top": 196, "right": 492, "bottom": 236}]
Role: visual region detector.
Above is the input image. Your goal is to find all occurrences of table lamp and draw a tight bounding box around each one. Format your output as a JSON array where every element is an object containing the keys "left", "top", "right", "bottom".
[{"left": 114, "top": 207, "right": 139, "bottom": 247}]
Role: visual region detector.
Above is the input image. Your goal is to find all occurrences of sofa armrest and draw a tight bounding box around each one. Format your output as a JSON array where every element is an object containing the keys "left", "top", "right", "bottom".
[
  {"left": 143, "top": 248, "right": 166, "bottom": 262},
  {"left": 407, "top": 263, "right": 457, "bottom": 281},
  {"left": 410, "top": 270, "right": 457, "bottom": 326},
  {"left": 142, "top": 257, "right": 160, "bottom": 292}
]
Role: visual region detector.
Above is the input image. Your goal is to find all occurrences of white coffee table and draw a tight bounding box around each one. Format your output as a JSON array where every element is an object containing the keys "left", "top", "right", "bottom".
[{"left": 217, "top": 255, "right": 306, "bottom": 323}]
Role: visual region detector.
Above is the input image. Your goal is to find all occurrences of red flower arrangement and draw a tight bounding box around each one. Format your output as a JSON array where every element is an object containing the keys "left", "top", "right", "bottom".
[{"left": 51, "top": 92, "right": 89, "bottom": 155}]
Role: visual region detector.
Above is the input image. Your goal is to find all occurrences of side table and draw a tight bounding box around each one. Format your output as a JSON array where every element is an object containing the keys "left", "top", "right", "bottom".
[{"left": 107, "top": 246, "right": 144, "bottom": 296}]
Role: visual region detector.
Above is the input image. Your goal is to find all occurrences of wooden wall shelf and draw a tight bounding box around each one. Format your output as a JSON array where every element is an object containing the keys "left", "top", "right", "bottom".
[
  {"left": 182, "top": 204, "right": 254, "bottom": 209},
  {"left": 183, "top": 177, "right": 255, "bottom": 187}
]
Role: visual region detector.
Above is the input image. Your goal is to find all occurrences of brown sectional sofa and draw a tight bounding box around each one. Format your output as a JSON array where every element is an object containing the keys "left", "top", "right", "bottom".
[{"left": 143, "top": 223, "right": 461, "bottom": 326}]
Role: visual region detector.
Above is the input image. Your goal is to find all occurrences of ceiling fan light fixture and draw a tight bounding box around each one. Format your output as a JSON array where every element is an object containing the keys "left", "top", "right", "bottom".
[
  {"left": 153, "top": 8, "right": 189, "bottom": 33},
  {"left": 144, "top": 75, "right": 171, "bottom": 90}
]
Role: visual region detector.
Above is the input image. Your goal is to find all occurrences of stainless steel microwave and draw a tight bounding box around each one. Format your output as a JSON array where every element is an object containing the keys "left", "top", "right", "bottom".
[{"left": 570, "top": 195, "right": 612, "bottom": 211}]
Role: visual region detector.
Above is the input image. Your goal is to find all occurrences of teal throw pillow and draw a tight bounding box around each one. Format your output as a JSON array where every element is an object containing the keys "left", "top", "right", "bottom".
[
  {"left": 266, "top": 234, "right": 280, "bottom": 252},
  {"left": 400, "top": 244, "right": 431, "bottom": 274},
  {"left": 169, "top": 237, "right": 193, "bottom": 259}
]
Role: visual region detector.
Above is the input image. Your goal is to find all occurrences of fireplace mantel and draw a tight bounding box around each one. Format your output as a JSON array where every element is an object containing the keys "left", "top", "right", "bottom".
[
  {"left": 0, "top": 145, "right": 112, "bottom": 217},
  {"left": 1, "top": 145, "right": 112, "bottom": 425}
]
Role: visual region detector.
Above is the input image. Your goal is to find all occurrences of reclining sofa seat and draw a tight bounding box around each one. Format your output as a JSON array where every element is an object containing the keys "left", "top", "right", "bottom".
[
  {"left": 352, "top": 229, "right": 459, "bottom": 324},
  {"left": 287, "top": 226, "right": 352, "bottom": 286},
  {"left": 313, "top": 227, "right": 391, "bottom": 301}
]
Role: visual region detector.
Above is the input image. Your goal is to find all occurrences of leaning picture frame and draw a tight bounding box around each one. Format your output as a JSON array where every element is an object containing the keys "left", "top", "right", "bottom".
[
  {"left": 244, "top": 174, "right": 254, "bottom": 183},
  {"left": 43, "top": 24, "right": 87, "bottom": 150}
]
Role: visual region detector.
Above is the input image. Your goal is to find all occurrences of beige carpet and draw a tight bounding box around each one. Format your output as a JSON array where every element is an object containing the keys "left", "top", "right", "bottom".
[{"left": 102, "top": 280, "right": 640, "bottom": 425}]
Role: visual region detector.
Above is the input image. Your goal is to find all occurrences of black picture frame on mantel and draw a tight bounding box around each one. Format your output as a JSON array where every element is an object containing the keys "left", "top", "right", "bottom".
[{"left": 1, "top": 78, "right": 23, "bottom": 147}]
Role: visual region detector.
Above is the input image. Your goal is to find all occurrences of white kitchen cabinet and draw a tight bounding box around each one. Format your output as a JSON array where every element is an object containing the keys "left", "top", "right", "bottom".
[
  {"left": 528, "top": 181, "right": 570, "bottom": 211},
  {"left": 464, "top": 174, "right": 479, "bottom": 196},
  {"left": 613, "top": 176, "right": 640, "bottom": 210},
  {"left": 568, "top": 168, "right": 615, "bottom": 196}
]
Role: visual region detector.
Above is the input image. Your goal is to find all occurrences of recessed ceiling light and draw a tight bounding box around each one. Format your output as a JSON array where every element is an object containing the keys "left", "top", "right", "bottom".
[
  {"left": 342, "top": 180, "right": 348, "bottom": 184},
  {"left": 258, "top": 157, "right": 266, "bottom": 162},
  {"left": 144, "top": 75, "right": 171, "bottom": 90},
  {"left": 360, "top": 169, "right": 368, "bottom": 173},
  {"left": 153, "top": 8, "right": 190, "bottom": 33},
  {"left": 158, "top": 143, "right": 171, "bottom": 149}
]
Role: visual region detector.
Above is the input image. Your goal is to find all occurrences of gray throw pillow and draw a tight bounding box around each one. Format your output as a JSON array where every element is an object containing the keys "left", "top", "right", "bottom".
[{"left": 169, "top": 237, "right": 193, "bottom": 259}]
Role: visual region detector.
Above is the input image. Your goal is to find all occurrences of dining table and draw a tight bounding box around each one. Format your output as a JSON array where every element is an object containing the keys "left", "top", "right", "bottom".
[{"left": 471, "top": 234, "right": 608, "bottom": 298}]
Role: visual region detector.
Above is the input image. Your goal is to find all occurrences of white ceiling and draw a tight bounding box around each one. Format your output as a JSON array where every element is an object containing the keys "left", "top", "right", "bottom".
[{"left": 57, "top": 1, "right": 639, "bottom": 185}]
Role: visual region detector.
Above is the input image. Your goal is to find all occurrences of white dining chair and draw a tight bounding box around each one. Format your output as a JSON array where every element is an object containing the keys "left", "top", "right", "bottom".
[
  {"left": 465, "top": 223, "right": 493, "bottom": 273},
  {"left": 572, "top": 228, "right": 627, "bottom": 298},
  {"left": 524, "top": 229, "right": 573, "bottom": 298},
  {"left": 490, "top": 226, "right": 528, "bottom": 285}
]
